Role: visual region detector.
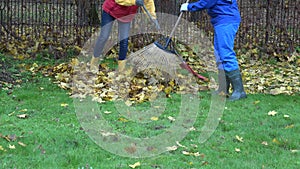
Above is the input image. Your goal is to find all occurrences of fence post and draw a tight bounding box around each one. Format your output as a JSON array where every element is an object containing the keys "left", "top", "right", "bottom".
[{"left": 265, "top": 0, "right": 270, "bottom": 47}]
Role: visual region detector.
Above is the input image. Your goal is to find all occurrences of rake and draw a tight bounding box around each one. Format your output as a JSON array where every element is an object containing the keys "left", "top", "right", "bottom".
[{"left": 134, "top": 1, "right": 208, "bottom": 82}]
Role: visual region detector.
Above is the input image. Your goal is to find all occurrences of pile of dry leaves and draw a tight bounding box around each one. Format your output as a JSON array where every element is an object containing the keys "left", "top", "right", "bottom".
[
  {"left": 49, "top": 56, "right": 202, "bottom": 104},
  {"left": 43, "top": 51, "right": 299, "bottom": 105}
]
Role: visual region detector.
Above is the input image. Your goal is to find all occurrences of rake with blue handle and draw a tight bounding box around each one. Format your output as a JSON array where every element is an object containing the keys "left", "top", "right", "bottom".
[{"left": 142, "top": 1, "right": 208, "bottom": 81}]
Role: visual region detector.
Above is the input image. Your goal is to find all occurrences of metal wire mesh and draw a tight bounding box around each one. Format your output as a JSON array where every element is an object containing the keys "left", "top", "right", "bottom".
[{"left": 0, "top": 0, "right": 299, "bottom": 55}]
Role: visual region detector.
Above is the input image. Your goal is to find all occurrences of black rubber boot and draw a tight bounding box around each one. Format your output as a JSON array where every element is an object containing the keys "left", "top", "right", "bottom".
[
  {"left": 226, "top": 69, "right": 247, "bottom": 101},
  {"left": 213, "top": 70, "right": 230, "bottom": 96}
]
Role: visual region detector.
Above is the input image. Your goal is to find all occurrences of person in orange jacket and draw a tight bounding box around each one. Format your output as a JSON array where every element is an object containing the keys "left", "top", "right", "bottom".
[{"left": 91, "top": 0, "right": 159, "bottom": 72}]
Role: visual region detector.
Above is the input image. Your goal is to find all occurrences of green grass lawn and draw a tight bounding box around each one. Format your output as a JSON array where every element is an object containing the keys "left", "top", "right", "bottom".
[{"left": 0, "top": 56, "right": 299, "bottom": 169}]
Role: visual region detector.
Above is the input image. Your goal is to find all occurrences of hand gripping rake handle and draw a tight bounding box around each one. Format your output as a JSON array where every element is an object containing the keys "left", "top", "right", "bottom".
[
  {"left": 162, "top": 0, "right": 208, "bottom": 81},
  {"left": 143, "top": 0, "right": 189, "bottom": 49},
  {"left": 143, "top": 0, "right": 208, "bottom": 81},
  {"left": 163, "top": 0, "right": 190, "bottom": 48}
]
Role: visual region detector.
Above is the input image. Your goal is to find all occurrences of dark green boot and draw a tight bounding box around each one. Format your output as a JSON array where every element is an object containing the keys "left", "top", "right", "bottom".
[
  {"left": 213, "top": 70, "right": 230, "bottom": 96},
  {"left": 226, "top": 69, "right": 247, "bottom": 101}
]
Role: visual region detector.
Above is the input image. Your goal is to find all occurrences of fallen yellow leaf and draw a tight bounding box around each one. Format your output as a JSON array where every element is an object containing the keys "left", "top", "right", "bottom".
[
  {"left": 193, "top": 152, "right": 201, "bottom": 157},
  {"left": 235, "top": 135, "right": 244, "bottom": 142},
  {"left": 182, "top": 151, "right": 201, "bottom": 157},
  {"left": 164, "top": 86, "right": 172, "bottom": 95},
  {"left": 9, "top": 144, "right": 15, "bottom": 149},
  {"left": 285, "top": 124, "right": 294, "bottom": 129},
  {"left": 272, "top": 138, "right": 281, "bottom": 144},
  {"left": 168, "top": 116, "right": 176, "bottom": 122},
  {"left": 150, "top": 116, "right": 159, "bottom": 121},
  {"left": 100, "top": 131, "right": 116, "bottom": 137},
  {"left": 18, "top": 142, "right": 27, "bottom": 147},
  {"left": 166, "top": 146, "right": 178, "bottom": 151},
  {"left": 129, "top": 162, "right": 141, "bottom": 168},
  {"left": 270, "top": 88, "right": 284, "bottom": 95},
  {"left": 235, "top": 148, "right": 241, "bottom": 152},
  {"left": 19, "top": 109, "right": 28, "bottom": 112},
  {"left": 3, "top": 134, "right": 17, "bottom": 142},
  {"left": 182, "top": 151, "right": 190, "bottom": 155},
  {"left": 61, "top": 103, "right": 68, "bottom": 107},
  {"left": 291, "top": 149, "right": 299, "bottom": 153},
  {"left": 125, "top": 100, "right": 133, "bottom": 106},
  {"left": 118, "top": 117, "right": 129, "bottom": 122},
  {"left": 0, "top": 145, "right": 6, "bottom": 151},
  {"left": 268, "top": 110, "right": 278, "bottom": 116},
  {"left": 188, "top": 127, "right": 196, "bottom": 131},
  {"left": 176, "top": 141, "right": 187, "bottom": 148},
  {"left": 253, "top": 100, "right": 260, "bottom": 105},
  {"left": 74, "top": 46, "right": 82, "bottom": 51},
  {"left": 8, "top": 111, "right": 15, "bottom": 116},
  {"left": 104, "top": 111, "right": 112, "bottom": 114},
  {"left": 17, "top": 114, "right": 28, "bottom": 119}
]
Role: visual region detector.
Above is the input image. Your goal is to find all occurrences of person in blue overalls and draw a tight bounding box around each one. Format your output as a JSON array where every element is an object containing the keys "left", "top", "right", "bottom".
[{"left": 180, "top": 0, "right": 247, "bottom": 101}]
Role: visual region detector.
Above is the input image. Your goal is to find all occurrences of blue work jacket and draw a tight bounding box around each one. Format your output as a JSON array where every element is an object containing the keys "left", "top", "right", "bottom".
[{"left": 187, "top": 0, "right": 241, "bottom": 26}]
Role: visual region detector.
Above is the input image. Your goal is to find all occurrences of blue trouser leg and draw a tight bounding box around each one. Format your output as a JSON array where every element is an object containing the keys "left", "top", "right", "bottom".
[
  {"left": 93, "top": 11, "right": 131, "bottom": 60},
  {"left": 214, "top": 23, "right": 240, "bottom": 72},
  {"left": 214, "top": 23, "right": 246, "bottom": 101},
  {"left": 93, "top": 11, "right": 114, "bottom": 58},
  {"left": 117, "top": 21, "right": 131, "bottom": 61}
]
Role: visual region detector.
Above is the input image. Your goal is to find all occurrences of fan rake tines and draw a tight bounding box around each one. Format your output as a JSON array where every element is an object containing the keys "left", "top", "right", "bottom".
[{"left": 127, "top": 43, "right": 182, "bottom": 78}]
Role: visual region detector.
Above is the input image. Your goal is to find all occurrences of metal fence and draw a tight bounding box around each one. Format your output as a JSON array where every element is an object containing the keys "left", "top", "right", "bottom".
[
  {"left": 237, "top": 0, "right": 299, "bottom": 55},
  {"left": 0, "top": 0, "right": 299, "bottom": 57},
  {"left": 0, "top": 0, "right": 101, "bottom": 45}
]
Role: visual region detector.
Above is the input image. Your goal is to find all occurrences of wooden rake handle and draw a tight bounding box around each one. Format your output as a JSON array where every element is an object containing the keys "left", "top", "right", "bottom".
[
  {"left": 168, "top": 0, "right": 190, "bottom": 39},
  {"left": 142, "top": 5, "right": 161, "bottom": 32}
]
